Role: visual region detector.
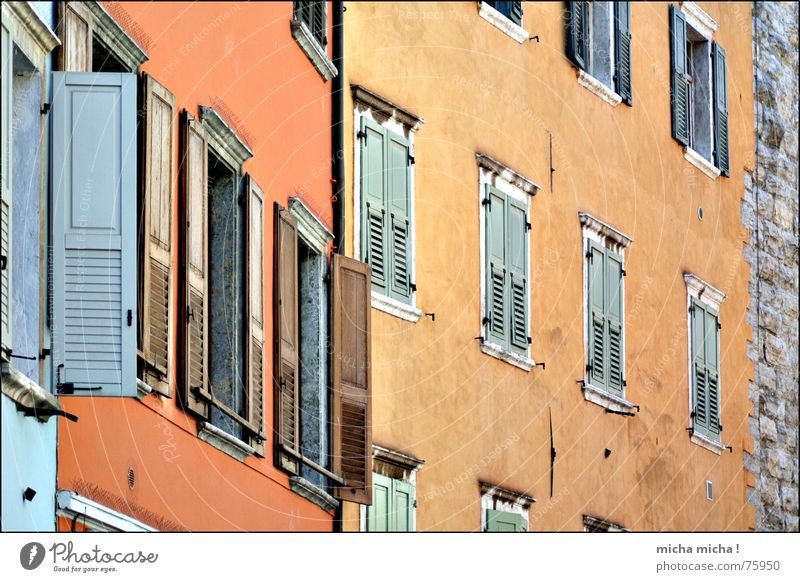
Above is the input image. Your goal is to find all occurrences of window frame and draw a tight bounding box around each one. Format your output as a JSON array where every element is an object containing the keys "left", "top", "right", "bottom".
[
  {"left": 291, "top": 1, "right": 337, "bottom": 82},
  {"left": 359, "top": 445, "right": 424, "bottom": 532},
  {"left": 478, "top": 1, "right": 529, "bottom": 44},
  {"left": 480, "top": 481, "right": 533, "bottom": 532}
]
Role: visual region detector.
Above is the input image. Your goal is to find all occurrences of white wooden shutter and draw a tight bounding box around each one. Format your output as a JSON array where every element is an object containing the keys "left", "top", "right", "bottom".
[
  {"left": 51, "top": 72, "right": 137, "bottom": 397},
  {"left": 1, "top": 22, "right": 12, "bottom": 352}
]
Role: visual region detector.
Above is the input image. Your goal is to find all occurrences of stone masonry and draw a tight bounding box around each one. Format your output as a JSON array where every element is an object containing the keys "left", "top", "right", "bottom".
[{"left": 743, "top": 2, "right": 799, "bottom": 532}]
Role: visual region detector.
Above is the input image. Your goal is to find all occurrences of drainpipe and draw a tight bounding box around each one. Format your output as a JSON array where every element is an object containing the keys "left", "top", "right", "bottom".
[{"left": 331, "top": 0, "right": 345, "bottom": 254}]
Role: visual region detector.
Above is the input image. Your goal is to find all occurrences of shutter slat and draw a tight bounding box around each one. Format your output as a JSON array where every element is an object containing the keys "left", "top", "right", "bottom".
[{"left": 670, "top": 6, "right": 690, "bottom": 145}]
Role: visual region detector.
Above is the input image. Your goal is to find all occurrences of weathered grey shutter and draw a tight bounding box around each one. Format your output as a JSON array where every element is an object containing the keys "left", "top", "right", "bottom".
[
  {"left": 615, "top": 1, "right": 632, "bottom": 106},
  {"left": 486, "top": 509, "right": 526, "bottom": 532},
  {"left": 140, "top": 74, "right": 175, "bottom": 395},
  {"left": 394, "top": 479, "right": 414, "bottom": 532},
  {"left": 274, "top": 203, "right": 300, "bottom": 474},
  {"left": 485, "top": 185, "right": 507, "bottom": 348},
  {"left": 605, "top": 249, "right": 624, "bottom": 396},
  {"left": 712, "top": 42, "right": 729, "bottom": 176},
  {"left": 59, "top": 1, "right": 92, "bottom": 72},
  {"left": 670, "top": 6, "right": 690, "bottom": 146},
  {"left": 704, "top": 306, "right": 721, "bottom": 436},
  {"left": 179, "top": 111, "right": 209, "bottom": 418},
  {"left": 367, "top": 473, "right": 391, "bottom": 532},
  {"left": 691, "top": 300, "right": 708, "bottom": 433},
  {"left": 507, "top": 196, "right": 528, "bottom": 354},
  {"left": 360, "top": 116, "right": 387, "bottom": 293},
  {"left": 246, "top": 176, "right": 265, "bottom": 454},
  {"left": 387, "top": 131, "right": 411, "bottom": 302},
  {"left": 587, "top": 241, "right": 605, "bottom": 388},
  {"left": 51, "top": 72, "right": 137, "bottom": 397},
  {"left": 1, "top": 22, "right": 12, "bottom": 353},
  {"left": 312, "top": 1, "right": 326, "bottom": 46},
  {"left": 567, "top": 1, "right": 588, "bottom": 70},
  {"left": 331, "top": 254, "right": 372, "bottom": 505}
]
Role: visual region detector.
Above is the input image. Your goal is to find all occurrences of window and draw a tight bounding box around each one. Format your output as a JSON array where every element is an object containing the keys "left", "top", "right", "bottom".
[
  {"left": 362, "top": 445, "right": 424, "bottom": 532},
  {"left": 477, "top": 154, "right": 538, "bottom": 371},
  {"left": 685, "top": 274, "right": 725, "bottom": 453},
  {"left": 480, "top": 481, "right": 533, "bottom": 532},
  {"left": 670, "top": 4, "right": 729, "bottom": 178},
  {"left": 291, "top": 1, "right": 337, "bottom": 81},
  {"left": 580, "top": 212, "right": 633, "bottom": 413},
  {"left": 478, "top": 1, "right": 530, "bottom": 44},
  {"left": 567, "top": 2, "right": 632, "bottom": 106},
  {"left": 353, "top": 85, "right": 423, "bottom": 322},
  {"left": 583, "top": 514, "right": 628, "bottom": 532},
  {"left": 485, "top": 2, "right": 523, "bottom": 26}
]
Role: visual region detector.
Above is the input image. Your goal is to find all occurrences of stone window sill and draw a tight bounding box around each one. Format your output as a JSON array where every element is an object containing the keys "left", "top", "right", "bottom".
[
  {"left": 691, "top": 431, "right": 725, "bottom": 455},
  {"left": 582, "top": 382, "right": 635, "bottom": 413},
  {"left": 478, "top": 2, "right": 529, "bottom": 44},
  {"left": 197, "top": 421, "right": 255, "bottom": 462},
  {"left": 480, "top": 341, "right": 535, "bottom": 372},
  {"left": 684, "top": 147, "right": 721, "bottom": 180},
  {"left": 290, "top": 475, "right": 340, "bottom": 512},
  {"left": 290, "top": 19, "right": 337, "bottom": 82},
  {"left": 577, "top": 70, "right": 622, "bottom": 107},
  {"left": 371, "top": 291, "right": 422, "bottom": 323}
]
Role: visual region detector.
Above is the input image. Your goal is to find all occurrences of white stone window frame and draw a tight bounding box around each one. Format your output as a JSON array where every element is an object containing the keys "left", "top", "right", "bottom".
[
  {"left": 87, "top": 1, "right": 148, "bottom": 72},
  {"left": 478, "top": 2, "right": 530, "bottom": 44},
  {"left": 290, "top": 2, "right": 337, "bottom": 82},
  {"left": 583, "top": 514, "right": 629, "bottom": 532},
  {"left": 359, "top": 445, "right": 424, "bottom": 532},
  {"left": 479, "top": 481, "right": 534, "bottom": 532},
  {"left": 478, "top": 153, "right": 539, "bottom": 371},
  {"left": 580, "top": 211, "right": 635, "bottom": 413},
  {"left": 684, "top": 273, "right": 727, "bottom": 455},
  {"left": 576, "top": 1, "right": 622, "bottom": 107},
  {"left": 352, "top": 87, "right": 424, "bottom": 323},
  {"left": 57, "top": 490, "right": 157, "bottom": 532}
]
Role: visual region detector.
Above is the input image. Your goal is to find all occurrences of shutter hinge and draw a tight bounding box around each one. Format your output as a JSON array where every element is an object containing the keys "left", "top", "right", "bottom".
[
  {"left": 718, "top": 424, "right": 723, "bottom": 431},
  {"left": 689, "top": 305, "right": 695, "bottom": 314},
  {"left": 408, "top": 154, "right": 415, "bottom": 165},
  {"left": 356, "top": 129, "right": 367, "bottom": 140},
  {"left": 621, "top": 269, "right": 627, "bottom": 277},
  {"left": 409, "top": 282, "right": 417, "bottom": 292},
  {"left": 482, "top": 315, "right": 491, "bottom": 326},
  {"left": 0, "top": 255, "right": 6, "bottom": 270},
  {"left": 525, "top": 221, "right": 531, "bottom": 231},
  {"left": 482, "top": 197, "right": 491, "bottom": 207},
  {"left": 187, "top": 305, "right": 195, "bottom": 321},
  {"left": 40, "top": 103, "right": 51, "bottom": 115},
  {"left": 586, "top": 364, "right": 592, "bottom": 372},
  {"left": 622, "top": 379, "right": 627, "bottom": 387},
  {"left": 585, "top": 250, "right": 592, "bottom": 261},
  {"left": 474, "top": 335, "right": 485, "bottom": 343},
  {"left": 57, "top": 382, "right": 102, "bottom": 395},
  {"left": 717, "top": 322, "right": 722, "bottom": 330},
  {"left": 127, "top": 310, "right": 133, "bottom": 326},
  {"left": 527, "top": 336, "right": 532, "bottom": 345}
]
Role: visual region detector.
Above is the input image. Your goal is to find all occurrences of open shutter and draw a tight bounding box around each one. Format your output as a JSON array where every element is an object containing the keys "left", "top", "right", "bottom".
[
  {"left": 1, "top": 23, "right": 12, "bottom": 353},
  {"left": 179, "top": 111, "right": 209, "bottom": 418},
  {"left": 331, "top": 254, "right": 372, "bottom": 505},
  {"left": 274, "top": 203, "right": 300, "bottom": 474},
  {"left": 485, "top": 185, "right": 507, "bottom": 348},
  {"left": 670, "top": 6, "right": 690, "bottom": 146},
  {"left": 615, "top": 1, "right": 632, "bottom": 105},
  {"left": 691, "top": 300, "right": 708, "bottom": 433},
  {"left": 567, "top": 1, "right": 588, "bottom": 71},
  {"left": 387, "top": 131, "right": 411, "bottom": 302},
  {"left": 587, "top": 241, "right": 605, "bottom": 388},
  {"left": 704, "top": 307, "right": 721, "bottom": 436},
  {"left": 247, "top": 176, "right": 265, "bottom": 453},
  {"left": 367, "top": 473, "right": 391, "bottom": 532},
  {"left": 605, "top": 250, "right": 624, "bottom": 396},
  {"left": 140, "top": 74, "right": 175, "bottom": 395},
  {"left": 486, "top": 509, "right": 526, "bottom": 532},
  {"left": 51, "top": 72, "right": 137, "bottom": 397},
  {"left": 507, "top": 196, "right": 528, "bottom": 354},
  {"left": 58, "top": 1, "right": 92, "bottom": 72},
  {"left": 360, "top": 117, "right": 388, "bottom": 294},
  {"left": 393, "top": 479, "right": 415, "bottom": 532},
  {"left": 712, "top": 42, "right": 729, "bottom": 176}
]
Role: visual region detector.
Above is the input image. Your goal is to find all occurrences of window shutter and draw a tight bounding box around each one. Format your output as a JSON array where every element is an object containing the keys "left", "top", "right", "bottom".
[
  {"left": 485, "top": 185, "right": 507, "bottom": 348},
  {"left": 58, "top": 1, "right": 93, "bottom": 72},
  {"left": 1, "top": 24, "right": 12, "bottom": 353},
  {"left": 312, "top": 1, "right": 326, "bottom": 46},
  {"left": 712, "top": 42, "right": 729, "bottom": 176},
  {"left": 486, "top": 509, "right": 526, "bottom": 532},
  {"left": 331, "top": 254, "right": 373, "bottom": 505},
  {"left": 567, "top": 2, "right": 588, "bottom": 71},
  {"left": 615, "top": 1, "right": 633, "bottom": 106},
  {"left": 360, "top": 117, "right": 388, "bottom": 294},
  {"left": 605, "top": 250, "right": 624, "bottom": 396},
  {"left": 670, "top": 5, "right": 690, "bottom": 146},
  {"left": 140, "top": 74, "right": 175, "bottom": 395},
  {"left": 246, "top": 176, "right": 265, "bottom": 454},
  {"left": 507, "top": 196, "right": 528, "bottom": 354},
  {"left": 273, "top": 203, "right": 300, "bottom": 474},
  {"left": 587, "top": 241, "right": 605, "bottom": 388},
  {"left": 179, "top": 111, "right": 209, "bottom": 418},
  {"left": 510, "top": 2, "right": 524, "bottom": 26},
  {"left": 51, "top": 72, "right": 137, "bottom": 397},
  {"left": 367, "top": 473, "right": 391, "bottom": 532},
  {"left": 690, "top": 300, "right": 707, "bottom": 433},
  {"left": 704, "top": 307, "right": 721, "bottom": 436},
  {"left": 387, "top": 131, "right": 411, "bottom": 302},
  {"left": 393, "top": 479, "right": 415, "bottom": 532}
]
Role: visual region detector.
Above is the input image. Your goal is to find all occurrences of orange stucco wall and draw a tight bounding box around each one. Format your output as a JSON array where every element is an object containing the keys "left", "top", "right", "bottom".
[
  {"left": 57, "top": 1, "right": 334, "bottom": 531},
  {"left": 342, "top": 2, "right": 755, "bottom": 531}
]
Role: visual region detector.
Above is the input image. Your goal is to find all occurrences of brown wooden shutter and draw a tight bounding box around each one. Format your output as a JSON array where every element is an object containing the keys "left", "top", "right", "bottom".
[
  {"left": 331, "top": 254, "right": 372, "bottom": 505},
  {"left": 140, "top": 74, "right": 175, "bottom": 396},
  {"left": 273, "top": 203, "right": 300, "bottom": 474},
  {"left": 58, "top": 1, "right": 92, "bottom": 72},
  {"left": 178, "top": 111, "right": 209, "bottom": 419},
  {"left": 246, "top": 176, "right": 266, "bottom": 455}
]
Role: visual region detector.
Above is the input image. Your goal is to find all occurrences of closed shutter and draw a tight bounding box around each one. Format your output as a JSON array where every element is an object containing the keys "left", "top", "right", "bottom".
[
  {"left": 140, "top": 74, "right": 175, "bottom": 395},
  {"left": 51, "top": 72, "right": 137, "bottom": 397},
  {"left": 367, "top": 473, "right": 391, "bottom": 532},
  {"left": 702, "top": 304, "right": 721, "bottom": 437},
  {"left": 179, "top": 111, "right": 209, "bottom": 418},
  {"left": 691, "top": 300, "right": 708, "bottom": 433},
  {"left": 567, "top": 2, "right": 588, "bottom": 70},
  {"left": 387, "top": 131, "right": 411, "bottom": 302},
  {"left": 486, "top": 185, "right": 507, "bottom": 348},
  {"left": 615, "top": 1, "right": 632, "bottom": 105},
  {"left": 587, "top": 241, "right": 605, "bottom": 388},
  {"left": 605, "top": 249, "right": 624, "bottom": 396},
  {"left": 1, "top": 23, "right": 11, "bottom": 353},
  {"left": 274, "top": 203, "right": 300, "bottom": 474},
  {"left": 393, "top": 479, "right": 415, "bottom": 532},
  {"left": 712, "top": 42, "right": 729, "bottom": 176},
  {"left": 59, "top": 1, "right": 93, "bottom": 72},
  {"left": 670, "top": 6, "right": 690, "bottom": 146},
  {"left": 486, "top": 509, "right": 526, "bottom": 532},
  {"left": 360, "top": 117, "right": 388, "bottom": 294},
  {"left": 311, "top": 1, "right": 326, "bottom": 46},
  {"left": 507, "top": 196, "right": 528, "bottom": 354},
  {"left": 331, "top": 254, "right": 372, "bottom": 505},
  {"left": 246, "top": 176, "right": 265, "bottom": 454}
]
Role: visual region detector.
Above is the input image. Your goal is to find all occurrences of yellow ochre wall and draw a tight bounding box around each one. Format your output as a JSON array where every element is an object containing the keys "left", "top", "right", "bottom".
[{"left": 342, "top": 2, "right": 755, "bottom": 531}]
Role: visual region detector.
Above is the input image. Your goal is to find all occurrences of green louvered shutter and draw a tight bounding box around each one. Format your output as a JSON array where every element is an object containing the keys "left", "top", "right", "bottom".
[
  {"left": 368, "top": 473, "right": 391, "bottom": 532},
  {"left": 486, "top": 185, "right": 508, "bottom": 348},
  {"left": 567, "top": 2, "right": 589, "bottom": 70},
  {"left": 605, "top": 250, "right": 624, "bottom": 396},
  {"left": 587, "top": 241, "right": 606, "bottom": 388},
  {"left": 393, "top": 479, "right": 415, "bottom": 532},
  {"left": 387, "top": 132, "right": 411, "bottom": 303},
  {"left": 486, "top": 509, "right": 526, "bottom": 532},
  {"left": 361, "top": 117, "right": 388, "bottom": 294},
  {"left": 712, "top": 42, "right": 729, "bottom": 176},
  {"left": 691, "top": 300, "right": 709, "bottom": 434},
  {"left": 704, "top": 307, "right": 721, "bottom": 437},
  {"left": 670, "top": 6, "right": 690, "bottom": 146},
  {"left": 615, "top": 1, "right": 632, "bottom": 105},
  {"left": 507, "top": 196, "right": 528, "bottom": 354}
]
